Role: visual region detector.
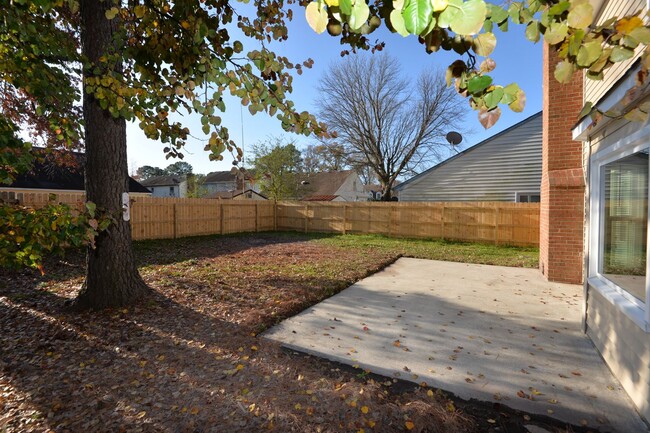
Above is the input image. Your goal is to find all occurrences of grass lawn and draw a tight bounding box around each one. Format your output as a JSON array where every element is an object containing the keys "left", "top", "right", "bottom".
[{"left": 0, "top": 232, "right": 573, "bottom": 433}]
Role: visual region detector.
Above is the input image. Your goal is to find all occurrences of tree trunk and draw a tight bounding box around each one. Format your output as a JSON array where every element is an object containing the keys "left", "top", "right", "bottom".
[{"left": 74, "top": 0, "right": 149, "bottom": 309}]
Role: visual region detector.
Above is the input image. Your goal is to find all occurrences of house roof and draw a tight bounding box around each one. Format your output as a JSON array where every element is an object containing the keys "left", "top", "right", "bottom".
[
  {"left": 205, "top": 170, "right": 253, "bottom": 183},
  {"left": 211, "top": 189, "right": 267, "bottom": 200},
  {"left": 302, "top": 194, "right": 339, "bottom": 201},
  {"left": 301, "top": 170, "right": 355, "bottom": 199},
  {"left": 140, "top": 175, "right": 185, "bottom": 187},
  {"left": 394, "top": 111, "right": 543, "bottom": 191},
  {"left": 9, "top": 152, "right": 150, "bottom": 193}
]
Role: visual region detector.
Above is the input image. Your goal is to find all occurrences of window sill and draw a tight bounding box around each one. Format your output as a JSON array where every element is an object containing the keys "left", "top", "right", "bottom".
[{"left": 588, "top": 276, "right": 649, "bottom": 332}]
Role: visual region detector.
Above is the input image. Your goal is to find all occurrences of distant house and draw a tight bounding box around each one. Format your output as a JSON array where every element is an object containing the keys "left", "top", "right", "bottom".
[
  {"left": 212, "top": 189, "right": 267, "bottom": 200},
  {"left": 300, "top": 170, "right": 366, "bottom": 202},
  {"left": 140, "top": 175, "right": 187, "bottom": 198},
  {"left": 204, "top": 170, "right": 256, "bottom": 197},
  {"left": 1, "top": 152, "right": 150, "bottom": 196},
  {"left": 395, "top": 112, "right": 542, "bottom": 202}
]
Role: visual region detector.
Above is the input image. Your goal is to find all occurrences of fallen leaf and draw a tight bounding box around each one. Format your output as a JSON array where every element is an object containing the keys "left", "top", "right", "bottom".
[{"left": 405, "top": 420, "right": 415, "bottom": 430}]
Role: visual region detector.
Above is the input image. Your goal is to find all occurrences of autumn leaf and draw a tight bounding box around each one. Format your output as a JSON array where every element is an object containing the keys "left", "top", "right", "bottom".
[
  {"left": 361, "top": 405, "right": 369, "bottom": 414},
  {"left": 405, "top": 420, "right": 415, "bottom": 430},
  {"left": 616, "top": 16, "right": 643, "bottom": 35}
]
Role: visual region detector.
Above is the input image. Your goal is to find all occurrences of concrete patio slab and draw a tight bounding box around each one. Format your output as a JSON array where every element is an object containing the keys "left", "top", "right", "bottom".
[{"left": 263, "top": 258, "right": 648, "bottom": 433}]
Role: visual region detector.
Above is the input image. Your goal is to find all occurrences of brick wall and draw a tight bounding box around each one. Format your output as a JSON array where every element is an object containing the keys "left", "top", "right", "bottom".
[{"left": 540, "top": 44, "right": 585, "bottom": 284}]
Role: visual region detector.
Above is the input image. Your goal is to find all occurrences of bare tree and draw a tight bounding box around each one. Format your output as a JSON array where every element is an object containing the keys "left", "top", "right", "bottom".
[{"left": 317, "top": 54, "right": 466, "bottom": 200}]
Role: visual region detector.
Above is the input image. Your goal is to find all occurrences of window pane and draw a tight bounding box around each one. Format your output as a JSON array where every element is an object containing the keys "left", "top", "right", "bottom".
[{"left": 601, "top": 149, "right": 648, "bottom": 303}]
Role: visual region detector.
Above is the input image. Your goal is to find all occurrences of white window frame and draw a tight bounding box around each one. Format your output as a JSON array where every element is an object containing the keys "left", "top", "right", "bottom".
[
  {"left": 589, "top": 122, "right": 650, "bottom": 332},
  {"left": 515, "top": 192, "right": 541, "bottom": 203}
]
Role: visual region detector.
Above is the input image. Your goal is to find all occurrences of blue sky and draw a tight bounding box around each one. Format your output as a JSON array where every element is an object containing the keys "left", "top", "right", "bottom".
[{"left": 126, "top": 6, "right": 543, "bottom": 176}]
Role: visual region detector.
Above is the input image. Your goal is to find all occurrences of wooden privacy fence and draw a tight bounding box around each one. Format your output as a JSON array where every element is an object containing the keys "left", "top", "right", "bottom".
[
  {"left": 1, "top": 191, "right": 540, "bottom": 246},
  {"left": 276, "top": 201, "right": 539, "bottom": 247}
]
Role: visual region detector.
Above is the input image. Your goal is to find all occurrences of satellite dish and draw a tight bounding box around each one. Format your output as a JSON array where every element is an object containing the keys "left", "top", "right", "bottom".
[{"left": 446, "top": 131, "right": 463, "bottom": 146}]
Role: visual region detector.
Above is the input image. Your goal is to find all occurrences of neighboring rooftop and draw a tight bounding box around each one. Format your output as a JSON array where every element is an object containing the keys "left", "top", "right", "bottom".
[
  {"left": 301, "top": 170, "right": 355, "bottom": 199},
  {"left": 205, "top": 170, "right": 253, "bottom": 183},
  {"left": 140, "top": 175, "right": 186, "bottom": 187},
  {"left": 211, "top": 189, "right": 267, "bottom": 200},
  {"left": 7, "top": 152, "right": 150, "bottom": 193}
]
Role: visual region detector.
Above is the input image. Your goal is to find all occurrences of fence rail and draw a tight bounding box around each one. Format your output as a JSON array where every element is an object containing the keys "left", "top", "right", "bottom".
[{"left": 1, "top": 190, "right": 540, "bottom": 246}]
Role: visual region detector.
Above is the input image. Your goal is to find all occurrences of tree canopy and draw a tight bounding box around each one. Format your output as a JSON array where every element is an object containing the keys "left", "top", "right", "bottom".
[
  {"left": 252, "top": 138, "right": 304, "bottom": 200},
  {"left": 306, "top": 0, "right": 650, "bottom": 126}
]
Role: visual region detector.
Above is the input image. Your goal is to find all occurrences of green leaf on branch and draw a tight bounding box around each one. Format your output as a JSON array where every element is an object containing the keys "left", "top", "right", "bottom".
[
  {"left": 306, "top": 2, "right": 328, "bottom": 34},
  {"left": 567, "top": 2, "right": 593, "bottom": 29},
  {"left": 525, "top": 21, "right": 540, "bottom": 43},
  {"left": 440, "top": 0, "right": 487, "bottom": 36},
  {"left": 609, "top": 46, "right": 634, "bottom": 63},
  {"left": 467, "top": 75, "right": 492, "bottom": 93},
  {"left": 554, "top": 61, "right": 576, "bottom": 83},
  {"left": 349, "top": 0, "right": 370, "bottom": 31},
  {"left": 544, "top": 21, "right": 569, "bottom": 45},
  {"left": 339, "top": 0, "right": 352, "bottom": 15},
  {"left": 577, "top": 41, "right": 602, "bottom": 67},
  {"left": 472, "top": 32, "right": 496, "bottom": 56},
  {"left": 402, "top": 0, "right": 432, "bottom": 35},
  {"left": 578, "top": 102, "right": 593, "bottom": 119},
  {"left": 629, "top": 26, "right": 650, "bottom": 44},
  {"left": 390, "top": 9, "right": 410, "bottom": 36},
  {"left": 483, "top": 86, "right": 503, "bottom": 110},
  {"left": 487, "top": 4, "right": 508, "bottom": 24},
  {"left": 478, "top": 107, "right": 501, "bottom": 129},
  {"left": 85, "top": 202, "right": 97, "bottom": 218},
  {"left": 548, "top": 1, "right": 570, "bottom": 16},
  {"left": 501, "top": 83, "right": 520, "bottom": 104}
]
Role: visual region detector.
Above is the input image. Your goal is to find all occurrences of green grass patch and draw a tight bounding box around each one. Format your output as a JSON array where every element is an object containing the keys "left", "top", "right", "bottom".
[{"left": 310, "top": 233, "right": 539, "bottom": 268}]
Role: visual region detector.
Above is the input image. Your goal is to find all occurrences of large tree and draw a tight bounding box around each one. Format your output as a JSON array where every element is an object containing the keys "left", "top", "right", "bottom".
[
  {"left": 1, "top": 0, "right": 326, "bottom": 309},
  {"left": 252, "top": 138, "right": 304, "bottom": 200},
  {"left": 317, "top": 55, "right": 465, "bottom": 200}
]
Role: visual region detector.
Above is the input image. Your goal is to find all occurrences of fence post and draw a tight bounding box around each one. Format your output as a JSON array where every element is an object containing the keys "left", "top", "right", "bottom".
[
  {"left": 255, "top": 202, "right": 259, "bottom": 232},
  {"left": 220, "top": 202, "right": 224, "bottom": 234},
  {"left": 173, "top": 202, "right": 178, "bottom": 239},
  {"left": 342, "top": 204, "right": 347, "bottom": 234},
  {"left": 388, "top": 204, "right": 394, "bottom": 238},
  {"left": 441, "top": 203, "right": 446, "bottom": 239},
  {"left": 304, "top": 204, "right": 309, "bottom": 233},
  {"left": 494, "top": 204, "right": 500, "bottom": 245},
  {"left": 273, "top": 201, "right": 278, "bottom": 231}
]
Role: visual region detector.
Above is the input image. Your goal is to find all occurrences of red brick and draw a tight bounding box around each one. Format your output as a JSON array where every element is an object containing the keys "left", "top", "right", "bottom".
[{"left": 540, "top": 44, "right": 585, "bottom": 284}]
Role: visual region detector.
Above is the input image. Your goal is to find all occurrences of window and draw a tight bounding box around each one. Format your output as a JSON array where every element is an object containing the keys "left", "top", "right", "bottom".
[
  {"left": 169, "top": 186, "right": 175, "bottom": 196},
  {"left": 589, "top": 124, "right": 650, "bottom": 331},
  {"left": 601, "top": 150, "right": 648, "bottom": 303},
  {"left": 516, "top": 193, "right": 541, "bottom": 203}
]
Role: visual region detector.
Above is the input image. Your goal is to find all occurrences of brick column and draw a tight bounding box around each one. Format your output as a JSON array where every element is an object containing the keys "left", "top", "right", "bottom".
[{"left": 540, "top": 44, "right": 585, "bottom": 284}]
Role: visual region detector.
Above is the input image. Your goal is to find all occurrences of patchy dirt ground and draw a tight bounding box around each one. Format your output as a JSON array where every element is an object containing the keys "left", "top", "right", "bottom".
[{"left": 1, "top": 233, "right": 584, "bottom": 433}]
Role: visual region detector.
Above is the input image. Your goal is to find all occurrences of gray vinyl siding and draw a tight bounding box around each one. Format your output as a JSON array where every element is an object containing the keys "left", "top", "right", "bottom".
[
  {"left": 585, "top": 0, "right": 647, "bottom": 105},
  {"left": 397, "top": 113, "right": 542, "bottom": 202},
  {"left": 586, "top": 288, "right": 650, "bottom": 421}
]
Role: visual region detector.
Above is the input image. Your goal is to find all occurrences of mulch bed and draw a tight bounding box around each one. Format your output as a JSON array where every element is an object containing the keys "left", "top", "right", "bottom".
[{"left": 0, "top": 233, "right": 586, "bottom": 433}]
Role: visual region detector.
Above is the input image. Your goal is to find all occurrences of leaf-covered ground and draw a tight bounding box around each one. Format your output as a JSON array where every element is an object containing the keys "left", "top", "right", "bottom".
[{"left": 1, "top": 232, "right": 578, "bottom": 433}]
